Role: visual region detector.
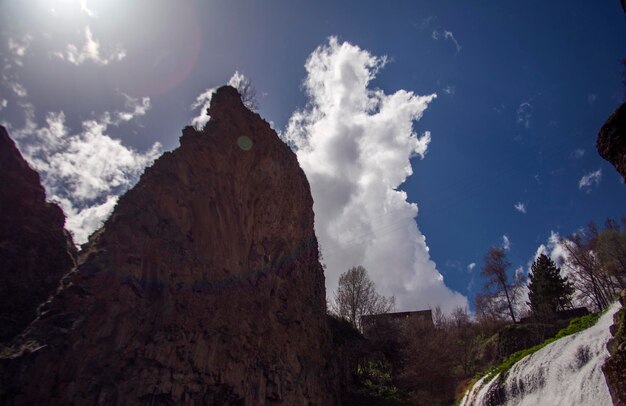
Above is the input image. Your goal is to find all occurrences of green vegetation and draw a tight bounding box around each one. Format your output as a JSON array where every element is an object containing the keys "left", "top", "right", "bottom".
[
  {"left": 348, "top": 360, "right": 409, "bottom": 405},
  {"left": 479, "top": 312, "right": 602, "bottom": 385},
  {"left": 0, "top": 339, "right": 43, "bottom": 358},
  {"left": 527, "top": 254, "right": 573, "bottom": 319}
]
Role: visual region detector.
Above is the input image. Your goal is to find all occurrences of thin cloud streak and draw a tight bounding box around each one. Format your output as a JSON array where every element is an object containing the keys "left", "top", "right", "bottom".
[
  {"left": 578, "top": 169, "right": 602, "bottom": 192},
  {"left": 53, "top": 27, "right": 126, "bottom": 66}
]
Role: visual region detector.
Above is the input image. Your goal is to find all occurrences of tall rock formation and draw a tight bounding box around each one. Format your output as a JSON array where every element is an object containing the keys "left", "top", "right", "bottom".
[
  {"left": 0, "top": 86, "right": 337, "bottom": 405},
  {"left": 0, "top": 126, "right": 76, "bottom": 343},
  {"left": 596, "top": 102, "right": 626, "bottom": 182}
]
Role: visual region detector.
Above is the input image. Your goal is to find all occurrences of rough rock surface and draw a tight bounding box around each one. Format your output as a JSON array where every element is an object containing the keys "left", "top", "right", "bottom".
[
  {"left": 596, "top": 102, "right": 626, "bottom": 182},
  {"left": 603, "top": 290, "right": 626, "bottom": 406},
  {"left": 0, "top": 86, "right": 337, "bottom": 405},
  {"left": 0, "top": 126, "right": 76, "bottom": 343}
]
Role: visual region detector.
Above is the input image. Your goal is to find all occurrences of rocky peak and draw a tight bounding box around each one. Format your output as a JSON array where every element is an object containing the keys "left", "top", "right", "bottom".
[
  {"left": 0, "top": 126, "right": 76, "bottom": 343},
  {"left": 0, "top": 86, "right": 337, "bottom": 405}
]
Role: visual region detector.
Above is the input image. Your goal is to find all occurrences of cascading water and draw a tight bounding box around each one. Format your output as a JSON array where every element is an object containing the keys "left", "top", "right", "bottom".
[{"left": 461, "top": 302, "right": 621, "bottom": 406}]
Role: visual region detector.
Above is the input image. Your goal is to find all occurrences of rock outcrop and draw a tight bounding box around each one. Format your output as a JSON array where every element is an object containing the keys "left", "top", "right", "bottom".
[
  {"left": 0, "top": 86, "right": 337, "bottom": 405},
  {"left": 0, "top": 126, "right": 76, "bottom": 343},
  {"left": 596, "top": 102, "right": 626, "bottom": 182},
  {"left": 603, "top": 290, "right": 626, "bottom": 406}
]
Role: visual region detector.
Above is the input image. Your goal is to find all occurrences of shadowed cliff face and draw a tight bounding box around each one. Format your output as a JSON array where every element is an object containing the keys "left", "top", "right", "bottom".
[
  {"left": 0, "top": 86, "right": 337, "bottom": 405},
  {"left": 596, "top": 102, "right": 626, "bottom": 182},
  {"left": 603, "top": 291, "right": 626, "bottom": 406},
  {"left": 0, "top": 126, "right": 76, "bottom": 343}
]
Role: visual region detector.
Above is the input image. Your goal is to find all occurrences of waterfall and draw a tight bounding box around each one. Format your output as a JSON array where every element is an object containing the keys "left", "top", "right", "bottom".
[{"left": 461, "top": 302, "right": 621, "bottom": 406}]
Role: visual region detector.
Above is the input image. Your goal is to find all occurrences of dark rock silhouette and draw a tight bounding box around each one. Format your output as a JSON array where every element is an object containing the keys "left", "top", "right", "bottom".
[
  {"left": 0, "top": 126, "right": 76, "bottom": 343},
  {"left": 596, "top": 102, "right": 626, "bottom": 182},
  {"left": 0, "top": 86, "right": 337, "bottom": 405},
  {"left": 603, "top": 290, "right": 626, "bottom": 406}
]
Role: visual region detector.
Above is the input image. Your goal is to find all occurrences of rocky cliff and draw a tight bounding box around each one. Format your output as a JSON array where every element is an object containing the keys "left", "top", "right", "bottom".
[
  {"left": 0, "top": 86, "right": 337, "bottom": 405},
  {"left": 0, "top": 126, "right": 76, "bottom": 344},
  {"left": 596, "top": 102, "right": 626, "bottom": 182},
  {"left": 603, "top": 290, "right": 626, "bottom": 406}
]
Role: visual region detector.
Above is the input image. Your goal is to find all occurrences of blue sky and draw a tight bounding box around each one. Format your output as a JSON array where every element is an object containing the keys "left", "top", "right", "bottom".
[{"left": 1, "top": 0, "right": 625, "bottom": 312}]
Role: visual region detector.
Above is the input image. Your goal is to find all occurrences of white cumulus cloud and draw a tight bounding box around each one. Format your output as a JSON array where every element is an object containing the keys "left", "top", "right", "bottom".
[
  {"left": 53, "top": 26, "right": 126, "bottom": 66},
  {"left": 467, "top": 262, "right": 476, "bottom": 271},
  {"left": 284, "top": 37, "right": 467, "bottom": 313},
  {"left": 11, "top": 99, "right": 161, "bottom": 244},
  {"left": 578, "top": 169, "right": 601, "bottom": 192}
]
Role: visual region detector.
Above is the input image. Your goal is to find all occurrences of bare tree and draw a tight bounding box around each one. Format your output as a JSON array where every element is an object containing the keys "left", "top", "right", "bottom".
[
  {"left": 228, "top": 71, "right": 258, "bottom": 111},
  {"left": 596, "top": 218, "right": 626, "bottom": 290},
  {"left": 480, "top": 247, "right": 520, "bottom": 323},
  {"left": 332, "top": 265, "right": 395, "bottom": 331},
  {"left": 561, "top": 222, "right": 621, "bottom": 310},
  {"left": 449, "top": 307, "right": 479, "bottom": 377}
]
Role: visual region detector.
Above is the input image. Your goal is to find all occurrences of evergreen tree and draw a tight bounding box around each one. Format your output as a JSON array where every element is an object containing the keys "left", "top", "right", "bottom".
[{"left": 527, "top": 254, "right": 573, "bottom": 318}]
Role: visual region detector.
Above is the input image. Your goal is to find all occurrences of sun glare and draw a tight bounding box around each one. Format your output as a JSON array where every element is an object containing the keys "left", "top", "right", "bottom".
[{"left": 47, "top": 0, "right": 95, "bottom": 18}]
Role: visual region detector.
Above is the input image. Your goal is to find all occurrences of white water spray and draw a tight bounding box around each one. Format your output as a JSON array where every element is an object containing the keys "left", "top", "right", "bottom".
[{"left": 461, "top": 302, "right": 620, "bottom": 406}]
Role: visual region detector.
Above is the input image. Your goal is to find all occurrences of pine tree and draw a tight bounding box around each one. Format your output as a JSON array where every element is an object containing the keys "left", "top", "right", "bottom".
[{"left": 527, "top": 254, "right": 573, "bottom": 319}]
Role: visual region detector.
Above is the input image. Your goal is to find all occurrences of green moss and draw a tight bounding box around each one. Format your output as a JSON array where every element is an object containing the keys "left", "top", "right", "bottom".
[{"left": 477, "top": 312, "right": 602, "bottom": 386}]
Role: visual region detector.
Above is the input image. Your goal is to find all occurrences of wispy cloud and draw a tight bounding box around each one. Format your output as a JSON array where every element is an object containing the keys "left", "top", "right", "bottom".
[
  {"left": 9, "top": 82, "right": 27, "bottom": 98},
  {"left": 53, "top": 27, "right": 126, "bottom": 66},
  {"left": 3, "top": 35, "right": 32, "bottom": 98},
  {"left": 514, "top": 202, "right": 527, "bottom": 214},
  {"left": 445, "top": 260, "right": 462, "bottom": 271},
  {"left": 442, "top": 85, "right": 455, "bottom": 96},
  {"left": 467, "top": 262, "right": 476, "bottom": 271},
  {"left": 431, "top": 29, "right": 462, "bottom": 53},
  {"left": 8, "top": 35, "right": 33, "bottom": 64},
  {"left": 578, "top": 169, "right": 602, "bottom": 192},
  {"left": 502, "top": 234, "right": 511, "bottom": 250},
  {"left": 443, "top": 31, "right": 461, "bottom": 53},
  {"left": 516, "top": 101, "right": 533, "bottom": 128},
  {"left": 587, "top": 93, "right": 597, "bottom": 105},
  {"left": 571, "top": 148, "right": 585, "bottom": 159},
  {"left": 116, "top": 94, "right": 151, "bottom": 123},
  {"left": 418, "top": 16, "right": 435, "bottom": 30},
  {"left": 285, "top": 37, "right": 467, "bottom": 313}
]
